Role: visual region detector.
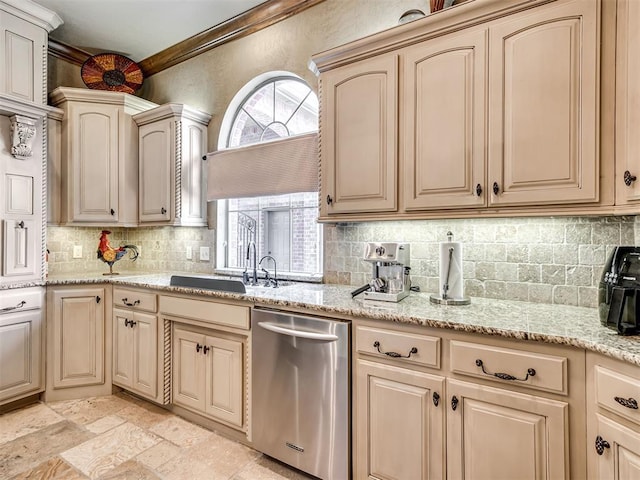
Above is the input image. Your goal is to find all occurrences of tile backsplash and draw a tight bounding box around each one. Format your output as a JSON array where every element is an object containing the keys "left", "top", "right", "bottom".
[
  {"left": 48, "top": 215, "right": 638, "bottom": 308},
  {"left": 324, "top": 216, "right": 638, "bottom": 308}
]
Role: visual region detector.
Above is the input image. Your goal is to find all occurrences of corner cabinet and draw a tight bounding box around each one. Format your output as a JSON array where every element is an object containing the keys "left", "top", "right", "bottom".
[
  {"left": 314, "top": 0, "right": 606, "bottom": 221},
  {"left": 49, "top": 87, "right": 157, "bottom": 226},
  {"left": 133, "top": 103, "right": 211, "bottom": 226},
  {"left": 44, "top": 285, "right": 112, "bottom": 401}
]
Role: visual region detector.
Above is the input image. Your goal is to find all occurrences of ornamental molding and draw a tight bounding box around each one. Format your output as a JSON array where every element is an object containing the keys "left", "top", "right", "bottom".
[{"left": 10, "top": 115, "right": 37, "bottom": 160}]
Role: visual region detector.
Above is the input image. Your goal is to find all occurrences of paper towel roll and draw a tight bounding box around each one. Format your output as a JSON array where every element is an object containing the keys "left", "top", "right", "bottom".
[{"left": 439, "top": 241, "right": 464, "bottom": 300}]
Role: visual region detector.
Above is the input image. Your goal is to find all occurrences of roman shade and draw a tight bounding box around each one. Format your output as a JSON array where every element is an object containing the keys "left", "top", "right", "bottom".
[{"left": 206, "top": 132, "right": 318, "bottom": 200}]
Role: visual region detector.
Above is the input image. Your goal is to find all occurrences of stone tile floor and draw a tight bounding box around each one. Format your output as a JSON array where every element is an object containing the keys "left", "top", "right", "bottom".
[{"left": 0, "top": 393, "right": 314, "bottom": 479}]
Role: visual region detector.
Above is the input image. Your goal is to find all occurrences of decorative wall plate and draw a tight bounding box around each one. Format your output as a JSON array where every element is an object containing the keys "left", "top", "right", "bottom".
[{"left": 81, "top": 53, "right": 144, "bottom": 94}]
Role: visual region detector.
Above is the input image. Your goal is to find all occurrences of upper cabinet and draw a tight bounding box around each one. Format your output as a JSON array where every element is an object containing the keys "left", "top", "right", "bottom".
[
  {"left": 49, "top": 87, "right": 157, "bottom": 226},
  {"left": 0, "top": 0, "right": 62, "bottom": 104},
  {"left": 133, "top": 104, "right": 211, "bottom": 226},
  {"left": 313, "top": 0, "right": 610, "bottom": 221},
  {"left": 320, "top": 54, "right": 398, "bottom": 216}
]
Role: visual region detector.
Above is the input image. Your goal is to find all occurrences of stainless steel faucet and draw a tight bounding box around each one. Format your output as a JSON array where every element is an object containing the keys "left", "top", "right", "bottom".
[
  {"left": 244, "top": 241, "right": 258, "bottom": 285},
  {"left": 259, "top": 255, "right": 278, "bottom": 287}
]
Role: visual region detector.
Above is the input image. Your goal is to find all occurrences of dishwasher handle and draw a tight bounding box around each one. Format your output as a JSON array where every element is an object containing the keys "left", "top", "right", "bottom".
[{"left": 258, "top": 321, "right": 339, "bottom": 341}]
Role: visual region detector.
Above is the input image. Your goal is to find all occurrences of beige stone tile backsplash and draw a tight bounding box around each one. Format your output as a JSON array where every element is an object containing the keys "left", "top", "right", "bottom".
[
  {"left": 48, "top": 216, "right": 638, "bottom": 308},
  {"left": 324, "top": 216, "right": 638, "bottom": 308},
  {"left": 47, "top": 226, "right": 216, "bottom": 276}
]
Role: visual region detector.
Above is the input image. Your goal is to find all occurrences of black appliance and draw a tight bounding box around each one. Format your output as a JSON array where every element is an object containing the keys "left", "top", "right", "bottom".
[{"left": 599, "top": 246, "right": 640, "bottom": 335}]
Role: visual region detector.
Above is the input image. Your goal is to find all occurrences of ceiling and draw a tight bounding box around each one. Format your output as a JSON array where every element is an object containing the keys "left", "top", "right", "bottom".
[{"left": 35, "top": 0, "right": 267, "bottom": 62}]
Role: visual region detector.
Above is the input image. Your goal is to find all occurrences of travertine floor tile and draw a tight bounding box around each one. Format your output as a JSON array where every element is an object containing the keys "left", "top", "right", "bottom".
[
  {"left": 112, "top": 399, "right": 171, "bottom": 430},
  {"left": 135, "top": 440, "right": 181, "bottom": 470},
  {"left": 47, "top": 395, "right": 130, "bottom": 425},
  {"left": 0, "top": 421, "right": 94, "bottom": 479},
  {"left": 94, "top": 459, "right": 161, "bottom": 480},
  {"left": 184, "top": 432, "right": 262, "bottom": 478},
  {"left": 149, "top": 415, "right": 213, "bottom": 447},
  {"left": 85, "top": 415, "right": 126, "bottom": 434},
  {"left": 10, "top": 456, "right": 88, "bottom": 480},
  {"left": 232, "top": 455, "right": 315, "bottom": 480},
  {"left": 0, "top": 403, "right": 64, "bottom": 445},
  {"left": 61, "top": 422, "right": 161, "bottom": 479}
]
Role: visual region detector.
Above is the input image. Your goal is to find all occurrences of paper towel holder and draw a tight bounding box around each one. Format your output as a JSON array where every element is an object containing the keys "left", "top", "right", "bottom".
[{"left": 430, "top": 231, "right": 470, "bottom": 305}]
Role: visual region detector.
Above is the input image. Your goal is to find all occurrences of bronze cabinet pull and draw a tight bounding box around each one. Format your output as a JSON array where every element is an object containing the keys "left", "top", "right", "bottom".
[
  {"left": 451, "top": 395, "right": 459, "bottom": 411},
  {"left": 476, "top": 184, "right": 482, "bottom": 196},
  {"left": 492, "top": 182, "right": 500, "bottom": 195},
  {"left": 433, "top": 392, "right": 440, "bottom": 407},
  {"left": 0, "top": 300, "right": 26, "bottom": 312},
  {"left": 373, "top": 341, "right": 418, "bottom": 358},
  {"left": 475, "top": 359, "right": 536, "bottom": 381},
  {"left": 595, "top": 435, "right": 610, "bottom": 455},
  {"left": 122, "top": 298, "right": 140, "bottom": 307},
  {"left": 614, "top": 396, "right": 638, "bottom": 410},
  {"left": 624, "top": 170, "right": 637, "bottom": 186}
]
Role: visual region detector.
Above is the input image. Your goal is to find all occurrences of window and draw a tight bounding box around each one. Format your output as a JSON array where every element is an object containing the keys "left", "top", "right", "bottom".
[{"left": 216, "top": 73, "right": 322, "bottom": 278}]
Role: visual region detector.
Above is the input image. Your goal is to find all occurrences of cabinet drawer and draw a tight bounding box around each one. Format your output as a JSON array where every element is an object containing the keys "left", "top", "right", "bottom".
[
  {"left": 595, "top": 365, "right": 640, "bottom": 425},
  {"left": 356, "top": 325, "right": 440, "bottom": 368},
  {"left": 0, "top": 287, "right": 43, "bottom": 313},
  {"left": 159, "top": 295, "right": 249, "bottom": 330},
  {"left": 113, "top": 288, "right": 157, "bottom": 313},
  {"left": 450, "top": 340, "right": 567, "bottom": 394}
]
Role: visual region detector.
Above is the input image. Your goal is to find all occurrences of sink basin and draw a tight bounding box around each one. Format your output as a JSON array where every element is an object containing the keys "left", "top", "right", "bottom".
[{"left": 169, "top": 275, "right": 246, "bottom": 293}]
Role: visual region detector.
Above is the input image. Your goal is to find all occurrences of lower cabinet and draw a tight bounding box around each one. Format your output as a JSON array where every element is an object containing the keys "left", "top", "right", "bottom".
[
  {"left": 355, "top": 359, "right": 445, "bottom": 480},
  {"left": 0, "top": 287, "right": 44, "bottom": 405},
  {"left": 587, "top": 353, "right": 640, "bottom": 480},
  {"left": 113, "top": 309, "right": 158, "bottom": 401},
  {"left": 173, "top": 324, "right": 244, "bottom": 428},
  {"left": 446, "top": 378, "right": 568, "bottom": 480},
  {"left": 45, "top": 285, "right": 111, "bottom": 401}
]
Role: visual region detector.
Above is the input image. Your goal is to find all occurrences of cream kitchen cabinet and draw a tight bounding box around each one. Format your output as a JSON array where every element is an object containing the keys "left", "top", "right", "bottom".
[
  {"left": 354, "top": 324, "right": 445, "bottom": 480},
  {"left": 172, "top": 324, "right": 244, "bottom": 428},
  {"left": 487, "top": 0, "right": 599, "bottom": 207},
  {"left": 44, "top": 285, "right": 112, "bottom": 401},
  {"left": 319, "top": 53, "right": 398, "bottom": 216},
  {"left": 0, "top": 286, "right": 44, "bottom": 405},
  {"left": 160, "top": 294, "right": 249, "bottom": 432},
  {"left": 314, "top": 0, "right": 604, "bottom": 221},
  {"left": 112, "top": 287, "right": 168, "bottom": 404},
  {"left": 586, "top": 353, "right": 640, "bottom": 480},
  {"left": 49, "top": 87, "right": 156, "bottom": 226},
  {"left": 133, "top": 103, "right": 211, "bottom": 226},
  {"left": 0, "top": 1, "right": 61, "bottom": 104},
  {"left": 614, "top": 0, "right": 640, "bottom": 205}
]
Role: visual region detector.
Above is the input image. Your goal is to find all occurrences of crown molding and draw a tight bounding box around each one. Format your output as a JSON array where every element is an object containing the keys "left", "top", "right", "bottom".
[
  {"left": 138, "top": 0, "right": 325, "bottom": 77},
  {"left": 47, "top": 0, "right": 325, "bottom": 77}
]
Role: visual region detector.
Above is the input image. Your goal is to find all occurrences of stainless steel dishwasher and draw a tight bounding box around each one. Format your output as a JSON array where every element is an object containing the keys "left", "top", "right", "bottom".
[{"left": 252, "top": 308, "right": 350, "bottom": 480}]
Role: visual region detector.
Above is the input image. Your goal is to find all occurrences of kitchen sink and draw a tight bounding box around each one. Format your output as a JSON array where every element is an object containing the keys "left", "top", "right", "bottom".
[{"left": 169, "top": 275, "right": 247, "bottom": 293}]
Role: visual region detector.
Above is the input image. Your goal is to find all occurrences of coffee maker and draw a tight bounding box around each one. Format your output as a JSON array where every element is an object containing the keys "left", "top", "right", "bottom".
[
  {"left": 599, "top": 246, "right": 640, "bottom": 335},
  {"left": 356, "top": 242, "right": 411, "bottom": 302}
]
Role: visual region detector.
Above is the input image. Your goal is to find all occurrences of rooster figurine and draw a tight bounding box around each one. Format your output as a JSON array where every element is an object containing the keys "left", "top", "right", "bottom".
[{"left": 97, "top": 230, "right": 139, "bottom": 275}]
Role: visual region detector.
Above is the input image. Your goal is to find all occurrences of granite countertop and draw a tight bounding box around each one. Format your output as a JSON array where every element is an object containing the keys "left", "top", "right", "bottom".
[{"left": 38, "top": 271, "right": 640, "bottom": 367}]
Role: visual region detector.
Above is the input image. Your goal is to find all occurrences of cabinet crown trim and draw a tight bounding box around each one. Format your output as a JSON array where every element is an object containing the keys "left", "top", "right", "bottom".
[
  {"left": 133, "top": 103, "right": 212, "bottom": 126},
  {"left": 49, "top": 87, "right": 157, "bottom": 113},
  {"left": 0, "top": 0, "right": 63, "bottom": 32}
]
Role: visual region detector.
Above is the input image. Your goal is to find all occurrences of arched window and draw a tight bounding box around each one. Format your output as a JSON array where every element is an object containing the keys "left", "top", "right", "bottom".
[{"left": 215, "top": 73, "right": 322, "bottom": 278}]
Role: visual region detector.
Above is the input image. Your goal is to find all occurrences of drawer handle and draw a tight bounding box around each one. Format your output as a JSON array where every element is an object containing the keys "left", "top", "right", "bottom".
[
  {"left": 124, "top": 318, "right": 136, "bottom": 328},
  {"left": 614, "top": 396, "right": 638, "bottom": 410},
  {"left": 0, "top": 300, "right": 26, "bottom": 312},
  {"left": 475, "top": 359, "right": 536, "bottom": 382},
  {"left": 595, "top": 435, "right": 610, "bottom": 455},
  {"left": 373, "top": 341, "right": 418, "bottom": 358},
  {"left": 122, "top": 298, "right": 140, "bottom": 307}
]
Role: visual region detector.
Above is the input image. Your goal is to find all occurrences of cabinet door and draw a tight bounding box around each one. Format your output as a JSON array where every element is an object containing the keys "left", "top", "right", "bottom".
[
  {"left": 403, "top": 28, "right": 486, "bottom": 210},
  {"left": 67, "top": 103, "right": 119, "bottom": 222},
  {"left": 356, "top": 359, "right": 445, "bottom": 480},
  {"left": 447, "top": 379, "right": 568, "bottom": 480},
  {"left": 131, "top": 311, "right": 158, "bottom": 399},
  {"left": 321, "top": 54, "right": 398, "bottom": 215},
  {"left": 112, "top": 309, "right": 133, "bottom": 388},
  {"left": 139, "top": 120, "right": 171, "bottom": 223},
  {"left": 204, "top": 334, "right": 243, "bottom": 427},
  {"left": 50, "top": 288, "right": 105, "bottom": 389},
  {"left": 615, "top": 0, "right": 640, "bottom": 203},
  {"left": 2, "top": 219, "right": 36, "bottom": 277},
  {"left": 0, "top": 310, "right": 42, "bottom": 403},
  {"left": 173, "top": 326, "right": 205, "bottom": 411},
  {"left": 179, "top": 120, "right": 208, "bottom": 226},
  {"left": 488, "top": 0, "right": 598, "bottom": 206},
  {"left": 591, "top": 414, "right": 640, "bottom": 480},
  {"left": 0, "top": 11, "right": 46, "bottom": 103}
]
